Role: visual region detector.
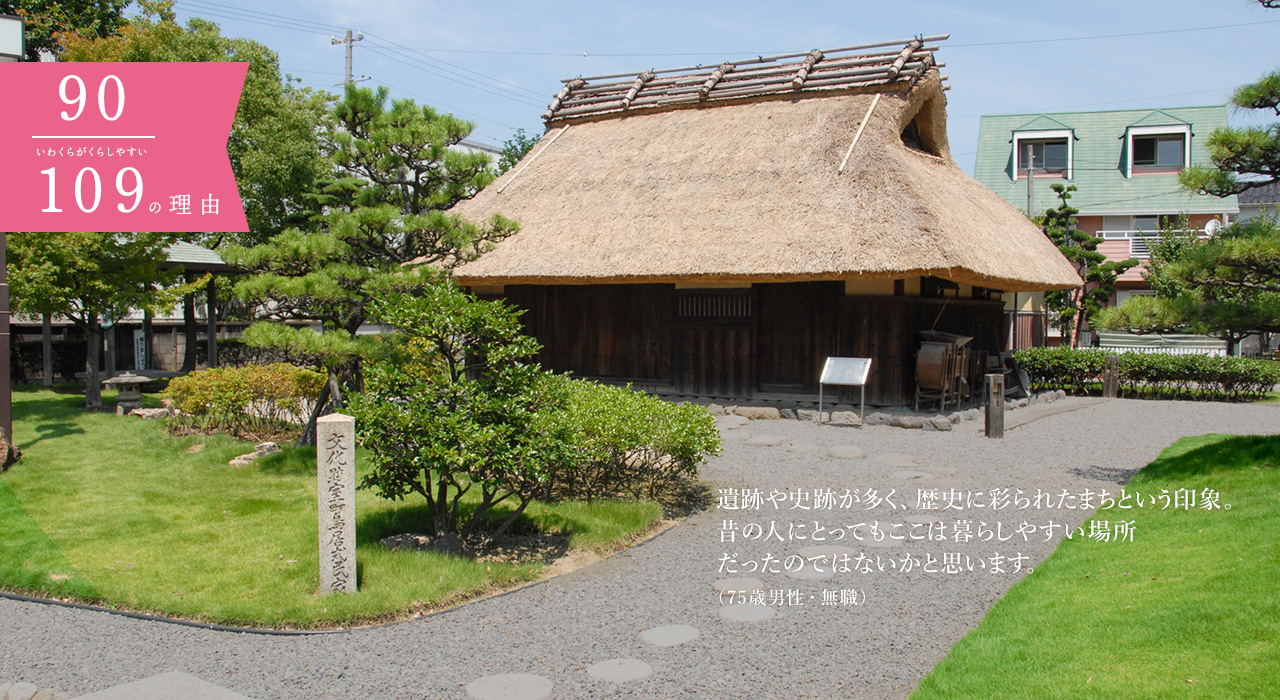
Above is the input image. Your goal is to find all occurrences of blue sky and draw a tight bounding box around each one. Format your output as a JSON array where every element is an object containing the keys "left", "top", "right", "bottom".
[{"left": 172, "top": 0, "right": 1280, "bottom": 175}]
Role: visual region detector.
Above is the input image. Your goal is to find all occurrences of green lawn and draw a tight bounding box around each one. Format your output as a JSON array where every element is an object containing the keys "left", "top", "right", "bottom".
[
  {"left": 0, "top": 388, "right": 662, "bottom": 628},
  {"left": 911, "top": 434, "right": 1280, "bottom": 699}
]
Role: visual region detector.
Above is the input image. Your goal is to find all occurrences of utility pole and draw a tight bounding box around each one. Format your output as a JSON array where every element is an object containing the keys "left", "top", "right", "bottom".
[
  {"left": 331, "top": 30, "right": 370, "bottom": 86},
  {"left": 1024, "top": 143, "right": 1036, "bottom": 216}
]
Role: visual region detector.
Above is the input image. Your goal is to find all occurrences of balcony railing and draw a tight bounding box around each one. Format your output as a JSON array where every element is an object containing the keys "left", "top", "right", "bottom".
[{"left": 1097, "top": 229, "right": 1205, "bottom": 259}]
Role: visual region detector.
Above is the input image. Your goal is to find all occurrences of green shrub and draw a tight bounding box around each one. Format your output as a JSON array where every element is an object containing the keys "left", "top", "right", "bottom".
[
  {"left": 1014, "top": 346, "right": 1280, "bottom": 401},
  {"left": 350, "top": 285, "right": 722, "bottom": 543},
  {"left": 546, "top": 381, "right": 721, "bottom": 501},
  {"left": 351, "top": 286, "right": 577, "bottom": 543},
  {"left": 163, "top": 363, "right": 324, "bottom": 440}
]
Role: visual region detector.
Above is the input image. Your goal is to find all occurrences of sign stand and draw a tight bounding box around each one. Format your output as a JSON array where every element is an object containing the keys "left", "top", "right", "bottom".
[{"left": 817, "top": 357, "right": 872, "bottom": 423}]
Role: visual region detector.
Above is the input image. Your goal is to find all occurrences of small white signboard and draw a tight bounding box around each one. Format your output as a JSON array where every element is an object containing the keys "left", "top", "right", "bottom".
[
  {"left": 820, "top": 357, "right": 871, "bottom": 386},
  {"left": 818, "top": 357, "right": 872, "bottom": 423}
]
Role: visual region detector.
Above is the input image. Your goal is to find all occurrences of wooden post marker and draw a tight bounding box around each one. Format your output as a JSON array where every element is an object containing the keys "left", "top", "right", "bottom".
[
  {"left": 317, "top": 413, "right": 357, "bottom": 594},
  {"left": 1103, "top": 354, "right": 1120, "bottom": 399},
  {"left": 985, "top": 373, "right": 1004, "bottom": 439}
]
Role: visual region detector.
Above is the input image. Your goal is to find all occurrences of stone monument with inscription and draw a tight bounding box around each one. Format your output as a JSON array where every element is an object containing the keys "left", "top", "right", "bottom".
[{"left": 317, "top": 413, "right": 357, "bottom": 593}]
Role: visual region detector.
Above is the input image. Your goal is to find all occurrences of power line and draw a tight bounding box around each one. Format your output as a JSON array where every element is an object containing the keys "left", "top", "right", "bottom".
[
  {"left": 374, "top": 81, "right": 525, "bottom": 131},
  {"left": 361, "top": 44, "right": 545, "bottom": 107},
  {"left": 182, "top": 0, "right": 346, "bottom": 33},
  {"left": 947, "top": 19, "right": 1280, "bottom": 48},
  {"left": 363, "top": 33, "right": 547, "bottom": 100},
  {"left": 183, "top": 1, "right": 548, "bottom": 104}
]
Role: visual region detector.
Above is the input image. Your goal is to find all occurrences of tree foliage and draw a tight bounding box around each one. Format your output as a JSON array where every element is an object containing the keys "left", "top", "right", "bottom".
[
  {"left": 1180, "top": 1, "right": 1280, "bottom": 195},
  {"left": 1038, "top": 184, "right": 1138, "bottom": 345},
  {"left": 227, "top": 84, "right": 518, "bottom": 443},
  {"left": 57, "top": 1, "right": 330, "bottom": 246},
  {"left": 497, "top": 128, "right": 540, "bottom": 174},
  {"left": 350, "top": 286, "right": 574, "bottom": 546},
  {"left": 1095, "top": 216, "right": 1280, "bottom": 352},
  {"left": 0, "top": 0, "right": 127, "bottom": 61},
  {"left": 8, "top": 234, "right": 199, "bottom": 409}
]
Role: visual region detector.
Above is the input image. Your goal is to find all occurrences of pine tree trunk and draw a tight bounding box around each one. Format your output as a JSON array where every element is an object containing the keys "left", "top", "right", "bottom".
[{"left": 294, "top": 378, "right": 332, "bottom": 447}]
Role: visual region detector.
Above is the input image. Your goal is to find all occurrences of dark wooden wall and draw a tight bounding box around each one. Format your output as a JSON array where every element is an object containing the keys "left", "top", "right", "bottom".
[
  {"left": 505, "top": 284, "right": 673, "bottom": 383},
  {"left": 500, "top": 283, "right": 1003, "bottom": 405}
]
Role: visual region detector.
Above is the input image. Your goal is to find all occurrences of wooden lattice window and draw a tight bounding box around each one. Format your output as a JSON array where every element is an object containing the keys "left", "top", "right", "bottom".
[{"left": 677, "top": 293, "right": 753, "bottom": 319}]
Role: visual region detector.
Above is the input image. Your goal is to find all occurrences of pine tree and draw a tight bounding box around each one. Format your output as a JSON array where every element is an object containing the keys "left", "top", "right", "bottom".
[
  {"left": 227, "top": 85, "right": 518, "bottom": 444},
  {"left": 1039, "top": 184, "right": 1138, "bottom": 346}
]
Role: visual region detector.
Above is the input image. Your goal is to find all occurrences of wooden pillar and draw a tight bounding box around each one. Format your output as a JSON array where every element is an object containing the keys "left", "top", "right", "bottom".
[
  {"left": 985, "top": 373, "right": 1004, "bottom": 439},
  {"left": 42, "top": 313, "right": 52, "bottom": 386},
  {"left": 206, "top": 276, "right": 218, "bottom": 369},
  {"left": 1103, "top": 354, "right": 1119, "bottom": 399},
  {"left": 181, "top": 273, "right": 197, "bottom": 374},
  {"left": 142, "top": 308, "right": 153, "bottom": 371},
  {"left": 105, "top": 324, "right": 116, "bottom": 378}
]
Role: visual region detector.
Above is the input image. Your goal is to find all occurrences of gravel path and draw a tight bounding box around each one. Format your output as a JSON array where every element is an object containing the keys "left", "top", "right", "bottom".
[{"left": 2, "top": 398, "right": 1277, "bottom": 699}]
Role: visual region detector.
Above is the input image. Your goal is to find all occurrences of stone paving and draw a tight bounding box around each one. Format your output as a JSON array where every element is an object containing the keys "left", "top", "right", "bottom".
[{"left": 1, "top": 397, "right": 1278, "bottom": 698}]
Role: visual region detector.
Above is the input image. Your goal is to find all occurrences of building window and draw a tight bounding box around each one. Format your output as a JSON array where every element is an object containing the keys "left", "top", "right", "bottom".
[
  {"left": 1125, "top": 124, "right": 1191, "bottom": 178},
  {"left": 1011, "top": 128, "right": 1073, "bottom": 180},
  {"left": 1019, "top": 139, "right": 1069, "bottom": 173},
  {"left": 1132, "top": 134, "right": 1185, "bottom": 167}
]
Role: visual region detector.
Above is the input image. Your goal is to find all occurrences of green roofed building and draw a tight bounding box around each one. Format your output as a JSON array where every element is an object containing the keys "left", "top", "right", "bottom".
[{"left": 974, "top": 106, "right": 1238, "bottom": 350}]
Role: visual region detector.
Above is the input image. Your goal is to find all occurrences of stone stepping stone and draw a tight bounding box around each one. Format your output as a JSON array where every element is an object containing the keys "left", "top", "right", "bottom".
[
  {"left": 875, "top": 453, "right": 917, "bottom": 468},
  {"left": 903, "top": 514, "right": 946, "bottom": 526},
  {"left": 717, "top": 415, "right": 750, "bottom": 430},
  {"left": 641, "top": 624, "right": 700, "bottom": 648},
  {"left": 745, "top": 435, "right": 784, "bottom": 447},
  {"left": 891, "top": 469, "right": 932, "bottom": 480},
  {"left": 466, "top": 673, "right": 554, "bottom": 700},
  {"left": 719, "top": 604, "right": 776, "bottom": 622},
  {"left": 916, "top": 476, "right": 964, "bottom": 490},
  {"left": 797, "top": 544, "right": 857, "bottom": 559},
  {"left": 712, "top": 577, "right": 765, "bottom": 594},
  {"left": 915, "top": 465, "right": 956, "bottom": 476},
  {"left": 73, "top": 672, "right": 246, "bottom": 700},
  {"left": 827, "top": 445, "right": 866, "bottom": 460},
  {"left": 721, "top": 428, "right": 751, "bottom": 441},
  {"left": 787, "top": 443, "right": 823, "bottom": 454},
  {"left": 783, "top": 563, "right": 836, "bottom": 581},
  {"left": 587, "top": 659, "right": 653, "bottom": 683}
]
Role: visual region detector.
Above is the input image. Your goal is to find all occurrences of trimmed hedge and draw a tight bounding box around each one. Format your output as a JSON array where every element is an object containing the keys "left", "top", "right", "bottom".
[
  {"left": 164, "top": 363, "right": 325, "bottom": 441},
  {"left": 195, "top": 337, "right": 291, "bottom": 368},
  {"left": 543, "top": 381, "right": 722, "bottom": 502},
  {"left": 1013, "top": 346, "right": 1280, "bottom": 401},
  {"left": 10, "top": 339, "right": 87, "bottom": 384}
]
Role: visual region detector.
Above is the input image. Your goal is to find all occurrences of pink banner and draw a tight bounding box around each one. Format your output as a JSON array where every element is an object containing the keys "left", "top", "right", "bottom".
[{"left": 0, "top": 62, "right": 248, "bottom": 233}]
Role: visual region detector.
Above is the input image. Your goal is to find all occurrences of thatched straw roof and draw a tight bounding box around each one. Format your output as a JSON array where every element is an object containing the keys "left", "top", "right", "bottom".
[{"left": 451, "top": 39, "right": 1081, "bottom": 292}]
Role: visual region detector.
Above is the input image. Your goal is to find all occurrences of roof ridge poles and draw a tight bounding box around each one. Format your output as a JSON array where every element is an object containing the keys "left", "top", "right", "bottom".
[{"left": 791, "top": 49, "right": 824, "bottom": 89}]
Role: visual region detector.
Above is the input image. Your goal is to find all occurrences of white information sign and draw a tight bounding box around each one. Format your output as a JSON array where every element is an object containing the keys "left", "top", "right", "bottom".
[{"left": 817, "top": 357, "right": 872, "bottom": 422}]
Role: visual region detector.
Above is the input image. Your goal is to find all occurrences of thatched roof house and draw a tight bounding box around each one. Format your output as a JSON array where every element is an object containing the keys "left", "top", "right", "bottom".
[{"left": 450, "top": 37, "right": 1079, "bottom": 404}]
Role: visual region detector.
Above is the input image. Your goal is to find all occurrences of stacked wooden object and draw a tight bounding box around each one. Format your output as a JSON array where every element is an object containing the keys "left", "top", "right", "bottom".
[{"left": 913, "top": 330, "right": 972, "bottom": 412}]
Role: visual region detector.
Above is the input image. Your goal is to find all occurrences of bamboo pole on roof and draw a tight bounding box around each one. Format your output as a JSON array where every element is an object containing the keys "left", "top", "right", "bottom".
[
  {"left": 792, "top": 49, "right": 824, "bottom": 89},
  {"left": 699, "top": 63, "right": 734, "bottom": 99},
  {"left": 838, "top": 93, "right": 882, "bottom": 174},
  {"left": 887, "top": 39, "right": 923, "bottom": 80},
  {"left": 622, "top": 71, "right": 656, "bottom": 108},
  {"left": 543, "top": 79, "right": 585, "bottom": 121}
]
